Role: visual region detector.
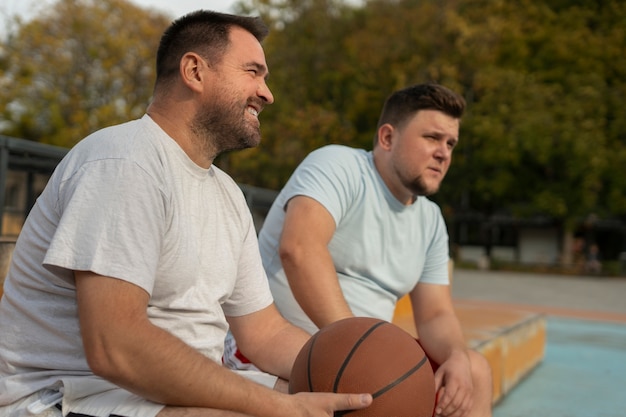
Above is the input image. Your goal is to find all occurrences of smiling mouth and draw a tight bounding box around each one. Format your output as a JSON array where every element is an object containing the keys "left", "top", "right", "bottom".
[{"left": 247, "top": 106, "right": 259, "bottom": 117}]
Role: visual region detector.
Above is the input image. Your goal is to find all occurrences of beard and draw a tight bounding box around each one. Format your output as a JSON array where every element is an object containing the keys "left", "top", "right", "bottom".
[
  {"left": 401, "top": 173, "right": 441, "bottom": 197},
  {"left": 191, "top": 94, "right": 263, "bottom": 159}
]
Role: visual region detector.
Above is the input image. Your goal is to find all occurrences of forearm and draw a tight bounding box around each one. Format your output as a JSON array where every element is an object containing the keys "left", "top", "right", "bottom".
[
  {"left": 77, "top": 274, "right": 295, "bottom": 416},
  {"left": 282, "top": 246, "right": 353, "bottom": 328},
  {"left": 279, "top": 196, "right": 352, "bottom": 329},
  {"left": 232, "top": 308, "right": 311, "bottom": 380},
  {"left": 414, "top": 311, "right": 469, "bottom": 365},
  {"left": 89, "top": 317, "right": 293, "bottom": 416}
]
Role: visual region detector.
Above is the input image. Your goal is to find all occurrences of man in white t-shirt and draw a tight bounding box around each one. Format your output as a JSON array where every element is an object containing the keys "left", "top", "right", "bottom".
[
  {"left": 0, "top": 10, "right": 371, "bottom": 417},
  {"left": 227, "top": 84, "right": 493, "bottom": 417}
]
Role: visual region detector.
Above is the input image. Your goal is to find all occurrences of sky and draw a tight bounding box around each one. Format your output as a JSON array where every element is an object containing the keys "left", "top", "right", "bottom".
[{"left": 1, "top": 0, "right": 240, "bottom": 24}]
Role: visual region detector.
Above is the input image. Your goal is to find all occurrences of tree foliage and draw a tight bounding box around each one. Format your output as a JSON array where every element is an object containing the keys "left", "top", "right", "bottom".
[
  {"left": 0, "top": 0, "right": 171, "bottom": 147},
  {"left": 227, "top": 0, "right": 626, "bottom": 231},
  {"left": 1, "top": 0, "right": 625, "bottom": 236}
]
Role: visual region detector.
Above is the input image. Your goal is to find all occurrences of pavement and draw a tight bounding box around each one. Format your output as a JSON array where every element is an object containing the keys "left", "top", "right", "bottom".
[{"left": 451, "top": 269, "right": 626, "bottom": 417}]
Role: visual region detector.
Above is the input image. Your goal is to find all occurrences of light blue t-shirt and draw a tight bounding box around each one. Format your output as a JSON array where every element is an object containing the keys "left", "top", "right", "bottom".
[{"left": 259, "top": 144, "right": 450, "bottom": 334}]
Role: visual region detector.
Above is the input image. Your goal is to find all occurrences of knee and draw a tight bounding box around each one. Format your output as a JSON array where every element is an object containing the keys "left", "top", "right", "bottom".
[
  {"left": 468, "top": 350, "right": 494, "bottom": 415},
  {"left": 468, "top": 349, "right": 492, "bottom": 388}
]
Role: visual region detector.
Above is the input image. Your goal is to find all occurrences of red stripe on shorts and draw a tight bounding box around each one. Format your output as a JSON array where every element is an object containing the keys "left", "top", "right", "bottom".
[{"left": 235, "top": 348, "right": 252, "bottom": 364}]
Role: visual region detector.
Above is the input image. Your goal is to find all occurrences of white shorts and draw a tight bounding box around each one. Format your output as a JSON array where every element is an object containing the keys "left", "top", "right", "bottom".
[
  {"left": 223, "top": 330, "right": 261, "bottom": 371},
  {"left": 0, "top": 377, "right": 164, "bottom": 417},
  {"left": 1, "top": 371, "right": 278, "bottom": 417}
]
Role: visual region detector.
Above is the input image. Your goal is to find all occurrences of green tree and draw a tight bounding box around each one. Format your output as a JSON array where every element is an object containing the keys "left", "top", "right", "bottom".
[
  {"left": 597, "top": 1, "right": 626, "bottom": 218},
  {"left": 0, "top": 0, "right": 171, "bottom": 147},
  {"left": 227, "top": 0, "right": 626, "bottom": 261},
  {"left": 2, "top": 0, "right": 625, "bottom": 261},
  {"left": 224, "top": 0, "right": 365, "bottom": 188},
  {"left": 438, "top": 0, "right": 622, "bottom": 263}
]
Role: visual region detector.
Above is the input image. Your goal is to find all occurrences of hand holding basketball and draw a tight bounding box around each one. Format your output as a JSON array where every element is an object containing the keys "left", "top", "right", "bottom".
[
  {"left": 290, "top": 391, "right": 373, "bottom": 417},
  {"left": 290, "top": 317, "right": 436, "bottom": 417}
]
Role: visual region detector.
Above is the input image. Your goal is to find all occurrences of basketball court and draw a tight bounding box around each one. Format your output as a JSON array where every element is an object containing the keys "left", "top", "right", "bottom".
[
  {"left": 450, "top": 269, "right": 626, "bottom": 417},
  {"left": 493, "top": 316, "right": 626, "bottom": 417}
]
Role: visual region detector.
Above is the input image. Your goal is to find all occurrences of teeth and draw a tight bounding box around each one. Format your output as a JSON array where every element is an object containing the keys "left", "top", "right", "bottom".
[{"left": 247, "top": 107, "right": 258, "bottom": 117}]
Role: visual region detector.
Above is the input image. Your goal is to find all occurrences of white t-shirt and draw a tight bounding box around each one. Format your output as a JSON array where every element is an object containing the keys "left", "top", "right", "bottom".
[
  {"left": 0, "top": 115, "right": 273, "bottom": 404},
  {"left": 259, "top": 145, "right": 450, "bottom": 334}
]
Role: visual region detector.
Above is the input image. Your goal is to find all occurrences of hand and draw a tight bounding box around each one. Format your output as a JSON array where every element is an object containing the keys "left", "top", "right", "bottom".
[
  {"left": 433, "top": 351, "right": 473, "bottom": 417},
  {"left": 290, "top": 392, "right": 372, "bottom": 417}
]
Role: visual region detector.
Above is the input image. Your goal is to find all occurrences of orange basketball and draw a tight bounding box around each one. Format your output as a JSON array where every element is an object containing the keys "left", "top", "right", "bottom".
[{"left": 289, "top": 317, "right": 435, "bottom": 417}]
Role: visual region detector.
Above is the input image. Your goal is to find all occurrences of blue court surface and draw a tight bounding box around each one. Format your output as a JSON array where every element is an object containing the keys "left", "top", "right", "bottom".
[{"left": 493, "top": 317, "right": 626, "bottom": 417}]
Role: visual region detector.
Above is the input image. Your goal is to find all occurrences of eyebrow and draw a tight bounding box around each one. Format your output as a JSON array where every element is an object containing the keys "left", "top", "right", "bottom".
[{"left": 427, "top": 130, "right": 459, "bottom": 145}]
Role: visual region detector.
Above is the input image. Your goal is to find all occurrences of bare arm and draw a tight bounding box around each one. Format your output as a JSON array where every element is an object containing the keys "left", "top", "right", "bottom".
[
  {"left": 75, "top": 271, "right": 371, "bottom": 417},
  {"left": 410, "top": 283, "right": 473, "bottom": 416},
  {"left": 227, "top": 303, "right": 311, "bottom": 380},
  {"left": 279, "top": 195, "right": 353, "bottom": 328},
  {"left": 410, "top": 283, "right": 466, "bottom": 363}
]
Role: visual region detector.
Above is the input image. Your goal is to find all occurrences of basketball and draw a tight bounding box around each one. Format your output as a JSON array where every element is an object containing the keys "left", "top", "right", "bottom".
[{"left": 289, "top": 317, "right": 435, "bottom": 417}]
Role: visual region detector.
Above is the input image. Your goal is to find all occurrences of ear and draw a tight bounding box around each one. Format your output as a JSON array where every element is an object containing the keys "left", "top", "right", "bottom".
[
  {"left": 179, "top": 52, "right": 207, "bottom": 93},
  {"left": 376, "top": 124, "right": 395, "bottom": 151}
]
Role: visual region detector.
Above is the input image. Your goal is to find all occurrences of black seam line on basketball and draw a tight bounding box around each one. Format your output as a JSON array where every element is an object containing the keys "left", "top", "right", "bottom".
[
  {"left": 332, "top": 321, "right": 387, "bottom": 393},
  {"left": 307, "top": 332, "right": 321, "bottom": 392},
  {"left": 333, "top": 355, "right": 430, "bottom": 417},
  {"left": 371, "top": 354, "right": 429, "bottom": 400}
]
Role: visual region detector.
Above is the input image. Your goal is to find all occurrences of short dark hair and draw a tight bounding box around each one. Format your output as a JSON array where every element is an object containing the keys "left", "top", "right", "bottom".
[
  {"left": 374, "top": 83, "right": 466, "bottom": 147},
  {"left": 155, "top": 10, "right": 269, "bottom": 83}
]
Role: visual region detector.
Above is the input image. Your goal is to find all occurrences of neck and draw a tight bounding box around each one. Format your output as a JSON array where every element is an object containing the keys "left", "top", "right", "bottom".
[{"left": 146, "top": 105, "right": 214, "bottom": 169}]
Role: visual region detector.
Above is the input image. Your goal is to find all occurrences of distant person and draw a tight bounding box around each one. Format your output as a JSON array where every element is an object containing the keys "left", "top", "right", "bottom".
[
  {"left": 572, "top": 236, "right": 586, "bottom": 271},
  {"left": 0, "top": 10, "right": 372, "bottom": 417},
  {"left": 585, "top": 243, "right": 602, "bottom": 275},
  {"left": 226, "top": 83, "right": 493, "bottom": 417}
]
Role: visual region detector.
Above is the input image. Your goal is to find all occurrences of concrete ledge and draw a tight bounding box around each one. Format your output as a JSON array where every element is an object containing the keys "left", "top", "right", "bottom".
[{"left": 392, "top": 295, "right": 546, "bottom": 404}]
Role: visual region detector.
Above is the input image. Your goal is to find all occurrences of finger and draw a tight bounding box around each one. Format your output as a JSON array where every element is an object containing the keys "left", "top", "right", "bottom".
[
  {"left": 333, "top": 393, "right": 373, "bottom": 412},
  {"left": 437, "top": 385, "right": 462, "bottom": 416},
  {"left": 457, "top": 393, "right": 473, "bottom": 417},
  {"left": 440, "top": 389, "right": 468, "bottom": 417},
  {"left": 433, "top": 368, "right": 444, "bottom": 392},
  {"left": 434, "top": 386, "right": 446, "bottom": 416}
]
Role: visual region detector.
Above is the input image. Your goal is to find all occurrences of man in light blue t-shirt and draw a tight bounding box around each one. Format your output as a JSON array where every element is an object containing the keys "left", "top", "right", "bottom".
[{"left": 229, "top": 83, "right": 493, "bottom": 417}]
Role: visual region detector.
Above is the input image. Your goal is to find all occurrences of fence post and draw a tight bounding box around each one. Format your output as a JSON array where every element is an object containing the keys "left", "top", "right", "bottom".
[{"left": 0, "top": 239, "right": 16, "bottom": 299}]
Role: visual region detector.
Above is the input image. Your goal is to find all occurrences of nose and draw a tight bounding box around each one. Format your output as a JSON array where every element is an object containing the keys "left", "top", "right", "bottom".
[
  {"left": 434, "top": 142, "right": 452, "bottom": 163},
  {"left": 258, "top": 81, "right": 274, "bottom": 104}
]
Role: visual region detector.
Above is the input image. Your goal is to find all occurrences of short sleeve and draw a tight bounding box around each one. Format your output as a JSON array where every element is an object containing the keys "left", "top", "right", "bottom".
[
  {"left": 221, "top": 216, "right": 274, "bottom": 317},
  {"left": 43, "top": 159, "right": 166, "bottom": 294},
  {"left": 418, "top": 204, "right": 450, "bottom": 285},
  {"left": 281, "top": 146, "right": 364, "bottom": 225}
]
